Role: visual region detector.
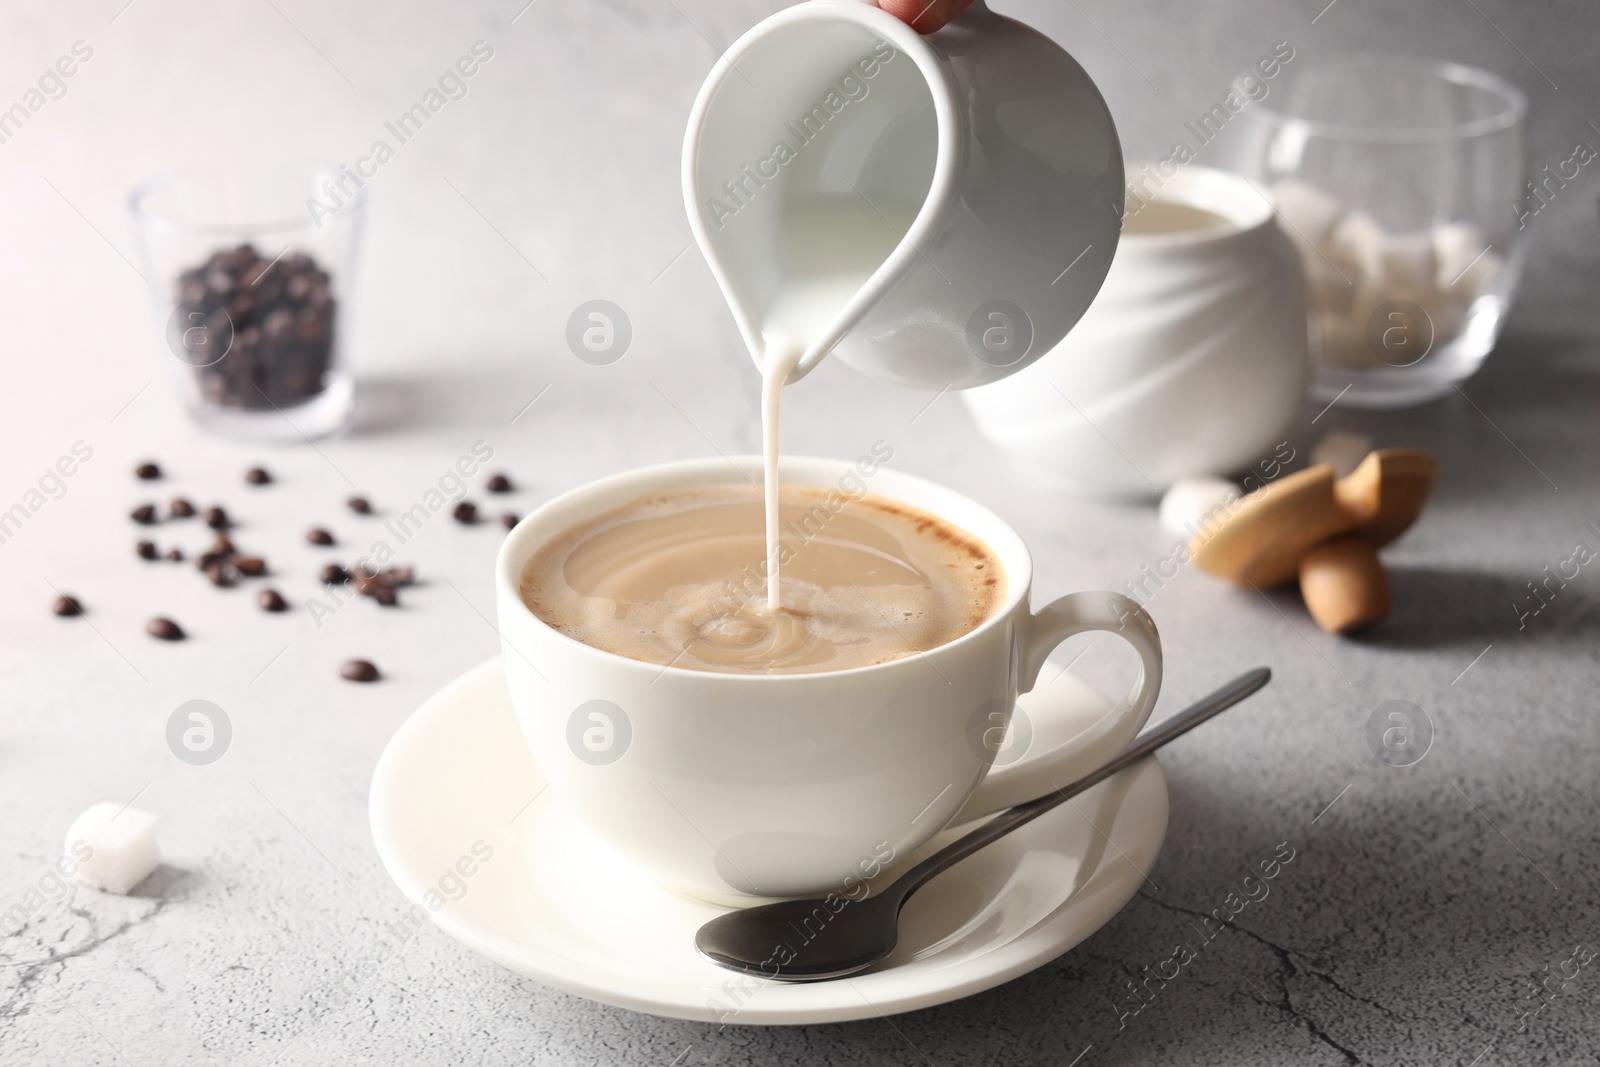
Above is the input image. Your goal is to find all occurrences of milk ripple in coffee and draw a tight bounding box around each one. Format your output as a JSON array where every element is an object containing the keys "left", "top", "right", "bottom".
[{"left": 521, "top": 484, "right": 1004, "bottom": 674}]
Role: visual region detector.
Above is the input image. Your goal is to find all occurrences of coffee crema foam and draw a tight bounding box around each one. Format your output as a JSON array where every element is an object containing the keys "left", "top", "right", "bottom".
[{"left": 520, "top": 485, "right": 1004, "bottom": 675}]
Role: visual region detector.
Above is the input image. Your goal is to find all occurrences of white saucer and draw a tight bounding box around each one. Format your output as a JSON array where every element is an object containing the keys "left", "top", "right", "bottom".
[{"left": 369, "top": 658, "right": 1168, "bottom": 1024}]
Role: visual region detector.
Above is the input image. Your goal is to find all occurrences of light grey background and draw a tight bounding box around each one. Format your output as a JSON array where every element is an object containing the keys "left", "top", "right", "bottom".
[{"left": 1, "top": 1, "right": 1597, "bottom": 1064}]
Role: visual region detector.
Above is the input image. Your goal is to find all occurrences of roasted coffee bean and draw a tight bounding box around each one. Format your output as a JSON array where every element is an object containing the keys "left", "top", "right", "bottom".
[
  {"left": 169, "top": 497, "right": 196, "bottom": 518},
  {"left": 203, "top": 506, "right": 230, "bottom": 530},
  {"left": 354, "top": 575, "right": 399, "bottom": 606},
  {"left": 147, "top": 617, "right": 185, "bottom": 640},
  {"left": 135, "top": 462, "right": 162, "bottom": 480},
  {"left": 245, "top": 466, "right": 272, "bottom": 485},
  {"left": 211, "top": 535, "right": 236, "bottom": 556},
  {"left": 306, "top": 527, "right": 335, "bottom": 545},
  {"left": 319, "top": 563, "right": 349, "bottom": 585},
  {"left": 452, "top": 501, "right": 477, "bottom": 524},
  {"left": 340, "top": 658, "right": 380, "bottom": 682},
  {"left": 165, "top": 547, "right": 184, "bottom": 562},
  {"left": 347, "top": 495, "right": 372, "bottom": 514},
  {"left": 52, "top": 595, "right": 83, "bottom": 617},
  {"left": 205, "top": 561, "right": 237, "bottom": 587},
  {"left": 131, "top": 504, "right": 158, "bottom": 525},
  {"left": 486, "top": 473, "right": 513, "bottom": 493},
  {"left": 195, "top": 550, "right": 228, "bottom": 570},
  {"left": 258, "top": 588, "right": 288, "bottom": 612},
  {"left": 234, "top": 556, "right": 266, "bottom": 576},
  {"left": 136, "top": 540, "right": 158, "bottom": 560},
  {"left": 500, "top": 512, "right": 518, "bottom": 530},
  {"left": 351, "top": 560, "right": 379, "bottom": 581},
  {"left": 378, "top": 566, "right": 415, "bottom": 587}
]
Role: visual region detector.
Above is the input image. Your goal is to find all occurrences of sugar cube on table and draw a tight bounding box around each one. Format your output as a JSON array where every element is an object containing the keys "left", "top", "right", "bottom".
[
  {"left": 1311, "top": 430, "right": 1373, "bottom": 478},
  {"left": 1160, "top": 477, "right": 1241, "bottom": 538},
  {"left": 65, "top": 802, "right": 160, "bottom": 894}
]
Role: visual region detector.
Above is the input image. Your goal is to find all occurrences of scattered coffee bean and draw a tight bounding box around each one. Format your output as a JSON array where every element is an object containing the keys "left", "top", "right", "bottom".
[
  {"left": 136, "top": 540, "right": 158, "bottom": 560},
  {"left": 135, "top": 462, "right": 162, "bottom": 480},
  {"left": 169, "top": 497, "right": 196, "bottom": 518},
  {"left": 353, "top": 575, "right": 399, "bottom": 606},
  {"left": 175, "top": 245, "right": 337, "bottom": 411},
  {"left": 165, "top": 548, "right": 184, "bottom": 562},
  {"left": 452, "top": 501, "right": 478, "bottom": 524},
  {"left": 258, "top": 588, "right": 288, "bottom": 612},
  {"left": 52, "top": 595, "right": 83, "bottom": 617},
  {"left": 245, "top": 466, "right": 272, "bottom": 485},
  {"left": 203, "top": 506, "right": 230, "bottom": 530},
  {"left": 211, "top": 535, "right": 236, "bottom": 556},
  {"left": 486, "top": 473, "right": 513, "bottom": 493},
  {"left": 146, "top": 617, "right": 185, "bottom": 641},
  {"left": 347, "top": 495, "right": 372, "bottom": 514},
  {"left": 319, "top": 563, "right": 349, "bottom": 585},
  {"left": 500, "top": 512, "right": 518, "bottom": 530},
  {"left": 340, "top": 658, "right": 380, "bottom": 682},
  {"left": 234, "top": 556, "right": 266, "bottom": 576},
  {"left": 306, "top": 527, "right": 335, "bottom": 545},
  {"left": 195, "top": 550, "right": 228, "bottom": 570},
  {"left": 352, "top": 561, "right": 379, "bottom": 580},
  {"left": 204, "top": 561, "right": 237, "bottom": 588},
  {"left": 131, "top": 504, "right": 158, "bottom": 525},
  {"left": 379, "top": 566, "right": 415, "bottom": 587}
]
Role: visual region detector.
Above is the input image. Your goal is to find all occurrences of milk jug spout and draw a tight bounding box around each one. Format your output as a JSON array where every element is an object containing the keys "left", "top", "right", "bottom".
[{"left": 684, "top": 0, "right": 1124, "bottom": 389}]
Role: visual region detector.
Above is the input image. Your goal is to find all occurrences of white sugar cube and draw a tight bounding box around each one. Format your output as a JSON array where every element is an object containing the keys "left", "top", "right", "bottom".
[
  {"left": 1330, "top": 211, "right": 1385, "bottom": 280},
  {"left": 1378, "top": 230, "right": 1439, "bottom": 292},
  {"left": 1316, "top": 308, "right": 1380, "bottom": 368},
  {"left": 1311, "top": 430, "right": 1372, "bottom": 477},
  {"left": 1433, "top": 220, "right": 1488, "bottom": 289},
  {"left": 1160, "top": 477, "right": 1241, "bottom": 538},
  {"left": 65, "top": 802, "right": 160, "bottom": 894},
  {"left": 1303, "top": 254, "right": 1357, "bottom": 316},
  {"left": 1449, "top": 246, "right": 1503, "bottom": 299},
  {"left": 1271, "top": 179, "right": 1344, "bottom": 251}
]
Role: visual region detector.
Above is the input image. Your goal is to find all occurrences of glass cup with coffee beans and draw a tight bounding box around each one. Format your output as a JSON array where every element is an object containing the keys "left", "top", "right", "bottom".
[{"left": 129, "top": 165, "right": 365, "bottom": 440}]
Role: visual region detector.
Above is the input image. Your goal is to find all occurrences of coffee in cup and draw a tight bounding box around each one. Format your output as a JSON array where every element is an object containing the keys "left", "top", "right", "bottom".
[{"left": 520, "top": 484, "right": 1004, "bottom": 675}]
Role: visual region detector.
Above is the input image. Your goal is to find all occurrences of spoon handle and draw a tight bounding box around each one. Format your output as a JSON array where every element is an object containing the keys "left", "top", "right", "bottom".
[{"left": 894, "top": 667, "right": 1271, "bottom": 900}]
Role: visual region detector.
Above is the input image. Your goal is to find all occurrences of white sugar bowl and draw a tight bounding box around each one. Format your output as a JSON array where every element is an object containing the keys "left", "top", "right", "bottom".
[{"left": 962, "top": 165, "right": 1309, "bottom": 499}]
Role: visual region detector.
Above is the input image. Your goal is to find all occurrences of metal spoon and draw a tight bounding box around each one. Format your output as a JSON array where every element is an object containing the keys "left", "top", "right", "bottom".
[{"left": 695, "top": 667, "right": 1271, "bottom": 982}]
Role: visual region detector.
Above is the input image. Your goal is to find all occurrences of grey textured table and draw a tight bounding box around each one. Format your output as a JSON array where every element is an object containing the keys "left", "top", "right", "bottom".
[{"left": 2, "top": 1, "right": 1597, "bottom": 1064}]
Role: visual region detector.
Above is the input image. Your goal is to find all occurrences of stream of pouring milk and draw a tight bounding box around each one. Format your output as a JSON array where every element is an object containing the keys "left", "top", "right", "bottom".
[
  {"left": 760, "top": 336, "right": 804, "bottom": 610},
  {"left": 755, "top": 201, "right": 917, "bottom": 612}
]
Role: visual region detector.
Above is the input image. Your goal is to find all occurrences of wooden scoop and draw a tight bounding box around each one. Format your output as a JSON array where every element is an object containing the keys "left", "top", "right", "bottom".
[{"left": 1189, "top": 449, "right": 1436, "bottom": 634}]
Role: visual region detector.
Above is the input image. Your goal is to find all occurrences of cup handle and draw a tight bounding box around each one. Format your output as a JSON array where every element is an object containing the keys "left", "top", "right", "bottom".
[{"left": 952, "top": 591, "right": 1163, "bottom": 822}]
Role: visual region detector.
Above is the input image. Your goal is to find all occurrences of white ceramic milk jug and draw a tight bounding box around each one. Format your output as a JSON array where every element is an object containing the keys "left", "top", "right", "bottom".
[{"left": 683, "top": 0, "right": 1124, "bottom": 389}]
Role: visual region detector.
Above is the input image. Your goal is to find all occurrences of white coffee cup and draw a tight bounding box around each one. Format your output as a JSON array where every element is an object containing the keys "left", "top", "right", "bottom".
[{"left": 495, "top": 455, "right": 1162, "bottom": 905}]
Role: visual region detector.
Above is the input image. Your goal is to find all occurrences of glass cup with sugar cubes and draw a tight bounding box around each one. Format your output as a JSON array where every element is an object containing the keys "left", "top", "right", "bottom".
[{"left": 1220, "top": 54, "right": 1528, "bottom": 408}]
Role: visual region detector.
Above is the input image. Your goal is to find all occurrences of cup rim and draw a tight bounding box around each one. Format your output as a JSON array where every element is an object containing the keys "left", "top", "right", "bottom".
[
  {"left": 681, "top": 1, "right": 963, "bottom": 383},
  {"left": 128, "top": 162, "right": 369, "bottom": 237},
  {"left": 1234, "top": 53, "right": 1527, "bottom": 144},
  {"left": 495, "top": 455, "right": 1033, "bottom": 684}
]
